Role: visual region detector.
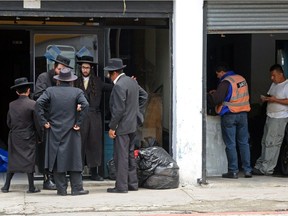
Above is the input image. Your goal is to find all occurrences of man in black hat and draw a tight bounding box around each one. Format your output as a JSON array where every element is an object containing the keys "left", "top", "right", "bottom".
[
  {"left": 2, "top": 78, "right": 40, "bottom": 193},
  {"left": 74, "top": 49, "right": 113, "bottom": 181},
  {"left": 104, "top": 58, "right": 142, "bottom": 193},
  {"left": 33, "top": 54, "right": 73, "bottom": 190},
  {"left": 36, "top": 68, "right": 89, "bottom": 196}
]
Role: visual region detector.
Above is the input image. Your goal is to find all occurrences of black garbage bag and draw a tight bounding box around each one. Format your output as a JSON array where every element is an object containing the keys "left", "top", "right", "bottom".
[
  {"left": 0, "top": 148, "right": 8, "bottom": 173},
  {"left": 143, "top": 174, "right": 179, "bottom": 189},
  {"left": 137, "top": 146, "right": 179, "bottom": 189}
]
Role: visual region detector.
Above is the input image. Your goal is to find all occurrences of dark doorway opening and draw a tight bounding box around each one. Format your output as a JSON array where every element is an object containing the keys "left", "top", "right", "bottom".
[{"left": 0, "top": 30, "right": 30, "bottom": 149}]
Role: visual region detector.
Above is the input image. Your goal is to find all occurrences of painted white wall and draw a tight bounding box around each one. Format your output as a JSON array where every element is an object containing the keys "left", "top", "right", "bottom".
[{"left": 173, "top": 0, "right": 203, "bottom": 185}]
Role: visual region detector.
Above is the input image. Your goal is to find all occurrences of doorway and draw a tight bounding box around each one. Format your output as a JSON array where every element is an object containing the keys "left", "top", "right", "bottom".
[{"left": 0, "top": 30, "right": 30, "bottom": 149}]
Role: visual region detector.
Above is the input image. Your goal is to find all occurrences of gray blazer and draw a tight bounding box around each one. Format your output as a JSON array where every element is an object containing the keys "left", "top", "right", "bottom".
[{"left": 109, "top": 74, "right": 139, "bottom": 135}]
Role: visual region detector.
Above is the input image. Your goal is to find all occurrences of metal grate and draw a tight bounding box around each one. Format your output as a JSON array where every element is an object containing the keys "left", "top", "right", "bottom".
[{"left": 206, "top": 1, "right": 288, "bottom": 33}]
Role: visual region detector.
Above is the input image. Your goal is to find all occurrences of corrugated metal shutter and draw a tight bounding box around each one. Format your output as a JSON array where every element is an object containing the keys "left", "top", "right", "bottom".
[{"left": 206, "top": 1, "right": 288, "bottom": 34}]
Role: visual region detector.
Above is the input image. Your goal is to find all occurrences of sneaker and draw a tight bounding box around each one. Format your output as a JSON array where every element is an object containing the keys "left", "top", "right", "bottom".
[{"left": 252, "top": 168, "right": 264, "bottom": 175}]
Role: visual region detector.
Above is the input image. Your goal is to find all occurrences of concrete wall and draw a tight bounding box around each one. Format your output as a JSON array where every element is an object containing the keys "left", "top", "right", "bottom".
[
  {"left": 174, "top": 0, "right": 203, "bottom": 185},
  {"left": 250, "top": 34, "right": 275, "bottom": 104},
  {"left": 206, "top": 116, "right": 228, "bottom": 176},
  {"left": 251, "top": 34, "right": 288, "bottom": 104}
]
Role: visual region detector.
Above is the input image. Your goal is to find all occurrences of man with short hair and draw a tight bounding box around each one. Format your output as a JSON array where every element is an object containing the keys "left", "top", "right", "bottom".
[
  {"left": 253, "top": 64, "right": 288, "bottom": 175},
  {"left": 207, "top": 63, "right": 252, "bottom": 179}
]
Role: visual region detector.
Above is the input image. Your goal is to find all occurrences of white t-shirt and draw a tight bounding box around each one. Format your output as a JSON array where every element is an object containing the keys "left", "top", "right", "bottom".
[{"left": 267, "top": 79, "right": 288, "bottom": 118}]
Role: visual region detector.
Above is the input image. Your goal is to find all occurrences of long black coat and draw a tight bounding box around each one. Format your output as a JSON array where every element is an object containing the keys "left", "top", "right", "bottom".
[
  {"left": 36, "top": 83, "right": 89, "bottom": 172},
  {"left": 74, "top": 75, "right": 112, "bottom": 167},
  {"left": 33, "top": 69, "right": 56, "bottom": 100},
  {"left": 33, "top": 69, "right": 56, "bottom": 173},
  {"left": 7, "top": 95, "right": 38, "bottom": 173}
]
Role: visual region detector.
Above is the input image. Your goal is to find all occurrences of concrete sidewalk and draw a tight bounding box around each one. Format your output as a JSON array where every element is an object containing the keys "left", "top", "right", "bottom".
[{"left": 1, "top": 173, "right": 288, "bottom": 216}]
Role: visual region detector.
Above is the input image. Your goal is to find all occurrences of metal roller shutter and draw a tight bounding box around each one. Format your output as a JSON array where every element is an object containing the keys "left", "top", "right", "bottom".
[{"left": 206, "top": 1, "right": 288, "bottom": 34}]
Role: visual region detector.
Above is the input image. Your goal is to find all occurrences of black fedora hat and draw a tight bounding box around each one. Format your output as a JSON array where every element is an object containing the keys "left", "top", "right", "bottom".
[
  {"left": 76, "top": 56, "right": 97, "bottom": 65},
  {"left": 53, "top": 67, "right": 78, "bottom": 82},
  {"left": 54, "top": 55, "right": 73, "bottom": 69},
  {"left": 103, "top": 58, "right": 126, "bottom": 71},
  {"left": 10, "top": 77, "right": 33, "bottom": 90}
]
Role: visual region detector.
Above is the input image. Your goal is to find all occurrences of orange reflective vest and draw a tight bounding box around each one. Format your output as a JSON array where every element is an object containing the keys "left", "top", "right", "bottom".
[{"left": 216, "top": 74, "right": 251, "bottom": 114}]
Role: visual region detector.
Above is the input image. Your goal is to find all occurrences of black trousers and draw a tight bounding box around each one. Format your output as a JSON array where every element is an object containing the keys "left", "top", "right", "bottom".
[
  {"left": 53, "top": 171, "right": 83, "bottom": 193},
  {"left": 114, "top": 132, "right": 138, "bottom": 191},
  {"left": 36, "top": 130, "right": 53, "bottom": 177}
]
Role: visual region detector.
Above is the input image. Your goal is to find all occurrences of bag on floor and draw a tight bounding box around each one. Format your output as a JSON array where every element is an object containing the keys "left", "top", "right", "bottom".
[{"left": 137, "top": 146, "right": 179, "bottom": 189}]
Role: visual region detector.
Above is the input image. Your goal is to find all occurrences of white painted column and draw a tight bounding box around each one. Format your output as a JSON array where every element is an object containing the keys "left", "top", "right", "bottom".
[{"left": 173, "top": 0, "right": 204, "bottom": 185}]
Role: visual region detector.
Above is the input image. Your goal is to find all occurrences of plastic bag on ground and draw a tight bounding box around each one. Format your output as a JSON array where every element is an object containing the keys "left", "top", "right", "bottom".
[
  {"left": 0, "top": 148, "right": 8, "bottom": 173},
  {"left": 137, "top": 146, "right": 179, "bottom": 189}
]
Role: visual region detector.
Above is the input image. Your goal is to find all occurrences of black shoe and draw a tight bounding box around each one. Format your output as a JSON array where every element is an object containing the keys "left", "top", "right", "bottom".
[
  {"left": 43, "top": 179, "right": 57, "bottom": 190},
  {"left": 107, "top": 187, "right": 128, "bottom": 193},
  {"left": 244, "top": 172, "right": 252, "bottom": 178},
  {"left": 252, "top": 168, "right": 264, "bottom": 175},
  {"left": 90, "top": 174, "right": 104, "bottom": 181},
  {"left": 222, "top": 172, "right": 238, "bottom": 179},
  {"left": 71, "top": 189, "right": 89, "bottom": 196},
  {"left": 57, "top": 190, "right": 67, "bottom": 196},
  {"left": 1, "top": 187, "right": 9, "bottom": 193},
  {"left": 27, "top": 187, "right": 41, "bottom": 193},
  {"left": 128, "top": 186, "right": 138, "bottom": 191}
]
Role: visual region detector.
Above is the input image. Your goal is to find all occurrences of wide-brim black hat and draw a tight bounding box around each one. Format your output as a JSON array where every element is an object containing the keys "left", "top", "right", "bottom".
[
  {"left": 103, "top": 58, "right": 126, "bottom": 71},
  {"left": 76, "top": 56, "right": 97, "bottom": 65},
  {"left": 10, "top": 77, "right": 33, "bottom": 89},
  {"left": 53, "top": 67, "right": 78, "bottom": 82},
  {"left": 54, "top": 55, "right": 73, "bottom": 69}
]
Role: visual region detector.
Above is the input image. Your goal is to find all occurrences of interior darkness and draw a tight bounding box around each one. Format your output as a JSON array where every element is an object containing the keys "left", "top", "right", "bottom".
[
  {"left": 0, "top": 30, "right": 30, "bottom": 150},
  {"left": 207, "top": 34, "right": 252, "bottom": 91},
  {"left": 109, "top": 29, "right": 169, "bottom": 152}
]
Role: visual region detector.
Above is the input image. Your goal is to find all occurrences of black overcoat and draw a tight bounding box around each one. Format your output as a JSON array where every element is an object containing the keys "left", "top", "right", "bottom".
[
  {"left": 36, "top": 83, "right": 89, "bottom": 172},
  {"left": 74, "top": 75, "right": 112, "bottom": 167},
  {"left": 7, "top": 95, "right": 38, "bottom": 173}
]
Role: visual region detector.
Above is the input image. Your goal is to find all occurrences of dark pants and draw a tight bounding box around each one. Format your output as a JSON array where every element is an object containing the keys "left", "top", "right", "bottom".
[
  {"left": 53, "top": 171, "right": 83, "bottom": 193},
  {"left": 114, "top": 132, "right": 138, "bottom": 191},
  {"left": 3, "top": 172, "right": 36, "bottom": 191},
  {"left": 221, "top": 112, "right": 252, "bottom": 173},
  {"left": 36, "top": 130, "right": 53, "bottom": 178}
]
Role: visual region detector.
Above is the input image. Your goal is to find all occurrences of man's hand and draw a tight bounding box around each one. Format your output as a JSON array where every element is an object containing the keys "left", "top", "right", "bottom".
[
  {"left": 109, "top": 129, "right": 116, "bottom": 139},
  {"left": 44, "top": 122, "right": 50, "bottom": 129},
  {"left": 73, "top": 125, "right": 80, "bottom": 130},
  {"left": 77, "top": 104, "right": 81, "bottom": 111}
]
